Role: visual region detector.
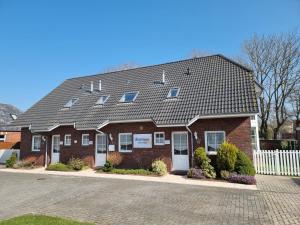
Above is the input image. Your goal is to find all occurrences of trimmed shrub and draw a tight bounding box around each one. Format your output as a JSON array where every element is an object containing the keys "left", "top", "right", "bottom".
[
  {"left": 5, "top": 153, "right": 17, "bottom": 168},
  {"left": 235, "top": 151, "right": 255, "bottom": 176},
  {"left": 228, "top": 173, "right": 256, "bottom": 185},
  {"left": 107, "top": 152, "right": 123, "bottom": 167},
  {"left": 216, "top": 141, "right": 238, "bottom": 172},
  {"left": 187, "top": 168, "right": 205, "bottom": 179},
  {"left": 220, "top": 170, "right": 230, "bottom": 180},
  {"left": 103, "top": 160, "right": 113, "bottom": 172},
  {"left": 68, "top": 157, "right": 84, "bottom": 170},
  {"left": 47, "top": 163, "right": 71, "bottom": 171},
  {"left": 151, "top": 159, "right": 167, "bottom": 176},
  {"left": 193, "top": 147, "right": 216, "bottom": 178}
]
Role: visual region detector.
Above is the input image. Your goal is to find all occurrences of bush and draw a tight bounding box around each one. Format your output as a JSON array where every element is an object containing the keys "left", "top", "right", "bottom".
[
  {"left": 187, "top": 168, "right": 205, "bottom": 179},
  {"left": 216, "top": 141, "right": 238, "bottom": 172},
  {"left": 5, "top": 153, "right": 17, "bottom": 168},
  {"left": 193, "top": 147, "right": 216, "bottom": 178},
  {"left": 105, "top": 168, "right": 155, "bottom": 176},
  {"left": 235, "top": 151, "right": 255, "bottom": 176},
  {"left": 103, "top": 160, "right": 113, "bottom": 172},
  {"left": 107, "top": 152, "right": 123, "bottom": 167},
  {"left": 220, "top": 170, "right": 230, "bottom": 180},
  {"left": 280, "top": 140, "right": 289, "bottom": 150},
  {"left": 68, "top": 157, "right": 84, "bottom": 170},
  {"left": 13, "top": 160, "right": 34, "bottom": 169},
  {"left": 47, "top": 163, "right": 71, "bottom": 171},
  {"left": 151, "top": 159, "right": 167, "bottom": 176},
  {"left": 194, "top": 147, "right": 207, "bottom": 167},
  {"left": 228, "top": 173, "right": 256, "bottom": 185}
]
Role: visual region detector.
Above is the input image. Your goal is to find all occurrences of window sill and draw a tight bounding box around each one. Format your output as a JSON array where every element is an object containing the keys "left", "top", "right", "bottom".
[
  {"left": 206, "top": 152, "right": 217, "bottom": 156},
  {"left": 119, "top": 150, "right": 132, "bottom": 153}
]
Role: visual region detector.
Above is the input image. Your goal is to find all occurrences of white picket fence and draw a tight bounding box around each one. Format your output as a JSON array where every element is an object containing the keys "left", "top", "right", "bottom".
[{"left": 253, "top": 150, "right": 300, "bottom": 176}]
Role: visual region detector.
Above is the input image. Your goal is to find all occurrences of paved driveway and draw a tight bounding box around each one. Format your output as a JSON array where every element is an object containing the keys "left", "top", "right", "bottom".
[{"left": 0, "top": 172, "right": 299, "bottom": 225}]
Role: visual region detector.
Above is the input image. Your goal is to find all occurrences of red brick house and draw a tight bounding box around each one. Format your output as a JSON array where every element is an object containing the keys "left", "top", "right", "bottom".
[{"left": 13, "top": 55, "right": 261, "bottom": 171}]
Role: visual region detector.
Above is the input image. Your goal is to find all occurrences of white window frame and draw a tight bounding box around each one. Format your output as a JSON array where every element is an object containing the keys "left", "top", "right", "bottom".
[
  {"left": 32, "top": 135, "right": 41, "bottom": 152},
  {"left": 82, "top": 134, "right": 89, "bottom": 146},
  {"left": 205, "top": 131, "right": 225, "bottom": 155},
  {"left": 119, "top": 92, "right": 139, "bottom": 103},
  {"left": 0, "top": 134, "right": 6, "bottom": 142},
  {"left": 154, "top": 132, "right": 165, "bottom": 145},
  {"left": 95, "top": 95, "right": 109, "bottom": 105},
  {"left": 64, "top": 134, "right": 72, "bottom": 146},
  {"left": 167, "top": 87, "right": 180, "bottom": 98},
  {"left": 119, "top": 133, "right": 133, "bottom": 152}
]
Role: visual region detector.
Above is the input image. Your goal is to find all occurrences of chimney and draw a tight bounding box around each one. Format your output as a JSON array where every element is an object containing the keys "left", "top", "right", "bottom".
[
  {"left": 99, "top": 80, "right": 102, "bottom": 91},
  {"left": 90, "top": 81, "right": 94, "bottom": 92},
  {"left": 162, "top": 70, "right": 165, "bottom": 84}
]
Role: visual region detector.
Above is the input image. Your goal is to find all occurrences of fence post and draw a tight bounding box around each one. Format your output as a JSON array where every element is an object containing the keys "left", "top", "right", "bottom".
[{"left": 275, "top": 149, "right": 280, "bottom": 175}]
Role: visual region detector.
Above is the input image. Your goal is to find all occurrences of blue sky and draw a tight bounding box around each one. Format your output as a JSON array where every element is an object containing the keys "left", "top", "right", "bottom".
[{"left": 0, "top": 0, "right": 299, "bottom": 111}]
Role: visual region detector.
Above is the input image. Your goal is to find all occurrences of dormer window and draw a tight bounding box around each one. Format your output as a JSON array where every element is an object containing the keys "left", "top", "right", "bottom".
[
  {"left": 96, "top": 95, "right": 109, "bottom": 105},
  {"left": 120, "top": 92, "right": 138, "bottom": 103},
  {"left": 64, "top": 98, "right": 78, "bottom": 108},
  {"left": 168, "top": 88, "right": 180, "bottom": 98}
]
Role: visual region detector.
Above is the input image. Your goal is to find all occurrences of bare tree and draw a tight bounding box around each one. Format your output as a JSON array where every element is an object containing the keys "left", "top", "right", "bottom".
[
  {"left": 102, "top": 62, "right": 139, "bottom": 73},
  {"left": 243, "top": 31, "right": 300, "bottom": 139},
  {"left": 290, "top": 88, "right": 300, "bottom": 125}
]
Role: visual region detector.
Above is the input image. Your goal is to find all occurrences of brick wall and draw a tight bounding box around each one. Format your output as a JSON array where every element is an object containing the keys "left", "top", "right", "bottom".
[
  {"left": 20, "top": 117, "right": 252, "bottom": 170},
  {"left": 0, "top": 131, "right": 21, "bottom": 143}
]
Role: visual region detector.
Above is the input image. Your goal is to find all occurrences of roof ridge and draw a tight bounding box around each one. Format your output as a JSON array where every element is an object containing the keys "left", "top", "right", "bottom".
[
  {"left": 66, "top": 54, "right": 220, "bottom": 81},
  {"left": 216, "top": 54, "right": 253, "bottom": 72}
]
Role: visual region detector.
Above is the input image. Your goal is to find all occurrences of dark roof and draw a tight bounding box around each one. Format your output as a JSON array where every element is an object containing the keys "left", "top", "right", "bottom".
[{"left": 13, "top": 55, "right": 259, "bottom": 132}]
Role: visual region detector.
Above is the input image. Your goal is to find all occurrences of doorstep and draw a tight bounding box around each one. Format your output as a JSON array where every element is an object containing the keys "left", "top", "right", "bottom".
[{"left": 0, "top": 167, "right": 257, "bottom": 190}]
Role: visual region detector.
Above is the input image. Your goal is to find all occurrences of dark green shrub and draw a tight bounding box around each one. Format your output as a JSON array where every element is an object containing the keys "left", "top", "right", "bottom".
[
  {"left": 5, "top": 153, "right": 17, "bottom": 168},
  {"left": 216, "top": 141, "right": 238, "bottom": 172},
  {"left": 103, "top": 160, "right": 113, "bottom": 172},
  {"left": 220, "top": 170, "right": 230, "bottom": 180},
  {"left": 235, "top": 151, "right": 255, "bottom": 176},
  {"left": 47, "top": 163, "right": 71, "bottom": 171},
  {"left": 151, "top": 159, "right": 167, "bottom": 176},
  {"left": 193, "top": 147, "right": 216, "bottom": 178},
  {"left": 68, "top": 157, "right": 84, "bottom": 170}
]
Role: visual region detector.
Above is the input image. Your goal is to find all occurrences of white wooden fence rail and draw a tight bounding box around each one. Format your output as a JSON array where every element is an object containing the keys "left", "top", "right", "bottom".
[{"left": 253, "top": 150, "right": 300, "bottom": 176}]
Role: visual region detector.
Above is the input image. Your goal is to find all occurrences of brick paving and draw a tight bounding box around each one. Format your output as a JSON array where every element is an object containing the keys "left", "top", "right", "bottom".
[{"left": 0, "top": 172, "right": 299, "bottom": 225}]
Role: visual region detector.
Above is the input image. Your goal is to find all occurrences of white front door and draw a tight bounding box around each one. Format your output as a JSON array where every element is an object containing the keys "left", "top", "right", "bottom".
[
  {"left": 172, "top": 132, "right": 189, "bottom": 171},
  {"left": 95, "top": 134, "right": 107, "bottom": 167},
  {"left": 51, "top": 135, "right": 60, "bottom": 164}
]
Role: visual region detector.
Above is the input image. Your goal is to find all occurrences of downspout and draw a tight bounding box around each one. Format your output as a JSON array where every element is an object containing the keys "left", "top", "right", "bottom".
[
  {"left": 44, "top": 136, "right": 48, "bottom": 168},
  {"left": 186, "top": 125, "right": 194, "bottom": 168}
]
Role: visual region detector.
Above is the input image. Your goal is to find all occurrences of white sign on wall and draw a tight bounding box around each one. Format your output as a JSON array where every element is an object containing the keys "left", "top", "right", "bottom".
[
  {"left": 109, "top": 145, "right": 115, "bottom": 151},
  {"left": 133, "top": 134, "right": 152, "bottom": 148}
]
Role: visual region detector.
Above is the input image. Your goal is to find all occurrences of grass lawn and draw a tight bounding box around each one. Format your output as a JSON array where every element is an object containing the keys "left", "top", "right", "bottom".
[{"left": 0, "top": 214, "right": 94, "bottom": 225}]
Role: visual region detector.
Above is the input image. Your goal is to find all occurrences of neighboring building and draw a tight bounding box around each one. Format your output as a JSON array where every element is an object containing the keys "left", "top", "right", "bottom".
[
  {"left": 0, "top": 103, "right": 22, "bottom": 149},
  {"left": 13, "top": 55, "right": 261, "bottom": 171}
]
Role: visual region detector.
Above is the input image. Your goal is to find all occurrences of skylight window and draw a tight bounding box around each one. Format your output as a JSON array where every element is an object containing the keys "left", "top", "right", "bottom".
[
  {"left": 96, "top": 95, "right": 109, "bottom": 105},
  {"left": 167, "top": 88, "right": 180, "bottom": 98},
  {"left": 120, "top": 92, "right": 139, "bottom": 103},
  {"left": 64, "top": 98, "right": 78, "bottom": 108}
]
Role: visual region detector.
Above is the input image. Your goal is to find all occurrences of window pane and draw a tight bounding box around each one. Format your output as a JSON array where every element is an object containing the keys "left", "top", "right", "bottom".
[
  {"left": 216, "top": 133, "right": 224, "bottom": 144},
  {"left": 120, "top": 134, "right": 132, "bottom": 151}
]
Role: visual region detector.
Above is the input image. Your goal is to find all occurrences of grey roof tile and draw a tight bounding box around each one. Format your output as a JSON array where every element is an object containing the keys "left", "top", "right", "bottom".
[{"left": 14, "top": 55, "right": 259, "bottom": 131}]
